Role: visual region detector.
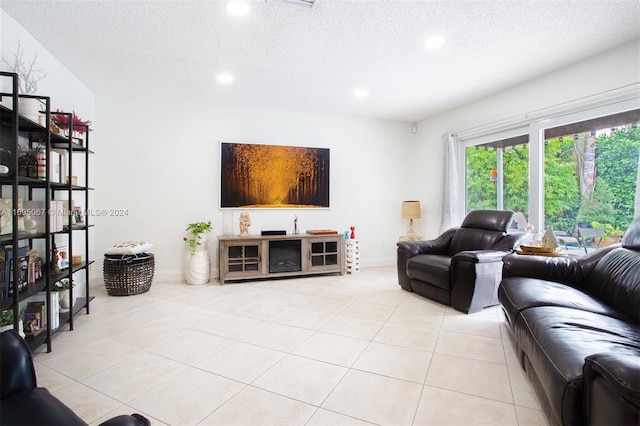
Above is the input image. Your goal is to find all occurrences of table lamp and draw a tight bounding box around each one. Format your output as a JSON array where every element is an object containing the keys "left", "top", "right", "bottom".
[{"left": 402, "top": 200, "right": 421, "bottom": 240}]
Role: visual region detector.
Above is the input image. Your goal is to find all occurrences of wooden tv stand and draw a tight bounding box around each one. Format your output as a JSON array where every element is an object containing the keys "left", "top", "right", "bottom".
[{"left": 218, "top": 234, "right": 345, "bottom": 284}]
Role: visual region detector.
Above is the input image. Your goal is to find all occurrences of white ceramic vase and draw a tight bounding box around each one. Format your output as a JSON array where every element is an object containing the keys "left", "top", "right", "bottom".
[
  {"left": 58, "top": 291, "right": 76, "bottom": 312},
  {"left": 184, "top": 251, "right": 211, "bottom": 284},
  {"left": 18, "top": 98, "right": 44, "bottom": 123}
]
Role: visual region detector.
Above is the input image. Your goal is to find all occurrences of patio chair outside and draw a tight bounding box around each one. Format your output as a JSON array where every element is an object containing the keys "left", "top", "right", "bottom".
[{"left": 577, "top": 226, "right": 605, "bottom": 253}]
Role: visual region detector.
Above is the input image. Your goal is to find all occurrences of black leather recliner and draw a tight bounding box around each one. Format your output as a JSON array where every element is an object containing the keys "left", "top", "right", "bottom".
[
  {"left": 0, "top": 329, "right": 150, "bottom": 426},
  {"left": 397, "top": 209, "right": 523, "bottom": 313}
]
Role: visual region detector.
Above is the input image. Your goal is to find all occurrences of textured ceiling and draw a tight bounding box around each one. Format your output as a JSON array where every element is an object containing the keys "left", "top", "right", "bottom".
[{"left": 1, "top": 0, "right": 639, "bottom": 122}]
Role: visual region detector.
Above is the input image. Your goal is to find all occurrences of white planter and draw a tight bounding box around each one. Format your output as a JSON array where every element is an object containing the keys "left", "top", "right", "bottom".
[
  {"left": 58, "top": 291, "right": 76, "bottom": 312},
  {"left": 18, "top": 98, "right": 44, "bottom": 123},
  {"left": 184, "top": 251, "right": 211, "bottom": 284}
]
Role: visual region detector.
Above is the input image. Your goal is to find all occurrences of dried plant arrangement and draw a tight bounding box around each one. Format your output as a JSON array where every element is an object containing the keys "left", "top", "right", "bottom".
[{"left": 1, "top": 41, "right": 47, "bottom": 94}]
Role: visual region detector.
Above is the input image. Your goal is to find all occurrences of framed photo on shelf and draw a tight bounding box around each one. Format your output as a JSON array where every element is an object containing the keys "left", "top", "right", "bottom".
[
  {"left": 57, "top": 246, "right": 70, "bottom": 270},
  {"left": 73, "top": 206, "right": 84, "bottom": 226}
]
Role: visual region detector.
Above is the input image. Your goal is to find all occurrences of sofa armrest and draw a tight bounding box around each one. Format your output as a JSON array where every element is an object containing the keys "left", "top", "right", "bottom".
[
  {"left": 396, "top": 228, "right": 457, "bottom": 257},
  {"left": 492, "top": 232, "right": 526, "bottom": 251},
  {"left": 584, "top": 353, "right": 640, "bottom": 425},
  {"left": 396, "top": 228, "right": 457, "bottom": 292},
  {"left": 501, "top": 244, "right": 620, "bottom": 287},
  {"left": 501, "top": 253, "right": 585, "bottom": 286},
  {"left": 450, "top": 250, "right": 510, "bottom": 313},
  {"left": 453, "top": 249, "right": 511, "bottom": 264}
]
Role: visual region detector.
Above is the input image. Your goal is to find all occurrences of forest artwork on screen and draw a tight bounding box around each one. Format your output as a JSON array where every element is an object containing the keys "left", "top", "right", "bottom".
[{"left": 220, "top": 142, "right": 330, "bottom": 208}]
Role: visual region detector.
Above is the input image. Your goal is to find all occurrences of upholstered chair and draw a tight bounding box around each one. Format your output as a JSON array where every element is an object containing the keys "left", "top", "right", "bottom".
[{"left": 397, "top": 209, "right": 523, "bottom": 313}]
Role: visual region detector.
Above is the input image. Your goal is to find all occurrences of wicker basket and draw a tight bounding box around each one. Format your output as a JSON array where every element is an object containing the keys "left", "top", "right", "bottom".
[
  {"left": 518, "top": 245, "right": 558, "bottom": 254},
  {"left": 103, "top": 253, "right": 154, "bottom": 296}
]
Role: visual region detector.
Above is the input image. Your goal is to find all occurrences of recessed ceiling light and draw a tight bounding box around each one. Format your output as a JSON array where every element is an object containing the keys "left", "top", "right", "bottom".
[
  {"left": 217, "top": 73, "right": 234, "bottom": 84},
  {"left": 424, "top": 36, "right": 446, "bottom": 50},
  {"left": 226, "top": 1, "right": 250, "bottom": 16},
  {"left": 354, "top": 89, "right": 368, "bottom": 98}
]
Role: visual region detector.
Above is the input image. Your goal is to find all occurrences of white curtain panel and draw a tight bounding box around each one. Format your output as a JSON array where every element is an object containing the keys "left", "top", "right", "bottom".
[{"left": 439, "top": 132, "right": 462, "bottom": 233}]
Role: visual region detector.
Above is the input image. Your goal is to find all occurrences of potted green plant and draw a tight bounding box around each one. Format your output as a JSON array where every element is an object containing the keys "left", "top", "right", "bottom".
[
  {"left": 183, "top": 221, "right": 212, "bottom": 285},
  {"left": 0, "top": 309, "right": 14, "bottom": 332},
  {"left": 184, "top": 221, "right": 213, "bottom": 253},
  {"left": 52, "top": 278, "right": 75, "bottom": 311},
  {"left": 0, "top": 308, "right": 25, "bottom": 336}
]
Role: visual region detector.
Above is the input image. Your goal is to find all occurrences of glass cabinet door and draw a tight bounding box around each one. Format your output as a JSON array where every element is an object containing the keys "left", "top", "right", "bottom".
[
  {"left": 227, "top": 243, "right": 260, "bottom": 272},
  {"left": 310, "top": 240, "right": 338, "bottom": 268}
]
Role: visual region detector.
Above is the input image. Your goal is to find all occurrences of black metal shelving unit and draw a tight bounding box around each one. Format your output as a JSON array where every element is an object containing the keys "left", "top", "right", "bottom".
[{"left": 0, "top": 71, "right": 94, "bottom": 352}]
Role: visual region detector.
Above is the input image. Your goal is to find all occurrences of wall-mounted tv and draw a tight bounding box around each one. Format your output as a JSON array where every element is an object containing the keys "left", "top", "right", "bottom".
[{"left": 220, "top": 142, "right": 330, "bottom": 208}]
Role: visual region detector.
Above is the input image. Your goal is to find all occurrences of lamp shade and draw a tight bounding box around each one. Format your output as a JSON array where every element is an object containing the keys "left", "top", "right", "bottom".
[{"left": 402, "top": 200, "right": 421, "bottom": 219}]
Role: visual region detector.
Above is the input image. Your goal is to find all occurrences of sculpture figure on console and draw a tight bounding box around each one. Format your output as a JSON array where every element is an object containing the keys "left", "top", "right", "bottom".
[{"left": 239, "top": 211, "right": 251, "bottom": 236}]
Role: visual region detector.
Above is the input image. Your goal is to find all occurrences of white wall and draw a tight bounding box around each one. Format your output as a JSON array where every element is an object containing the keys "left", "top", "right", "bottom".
[
  {"left": 415, "top": 40, "right": 640, "bottom": 239},
  {"left": 1, "top": 10, "right": 94, "bottom": 118},
  {"left": 94, "top": 97, "right": 415, "bottom": 281}
]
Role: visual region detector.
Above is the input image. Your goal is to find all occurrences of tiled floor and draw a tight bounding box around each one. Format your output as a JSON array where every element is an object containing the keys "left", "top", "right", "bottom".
[{"left": 33, "top": 266, "right": 549, "bottom": 425}]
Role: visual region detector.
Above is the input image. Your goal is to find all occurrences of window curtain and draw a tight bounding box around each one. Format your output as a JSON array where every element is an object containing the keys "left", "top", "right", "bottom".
[{"left": 439, "top": 132, "right": 462, "bottom": 233}]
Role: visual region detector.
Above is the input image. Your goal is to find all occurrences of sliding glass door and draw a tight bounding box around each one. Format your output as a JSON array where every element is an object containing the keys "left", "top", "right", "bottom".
[
  {"left": 462, "top": 107, "right": 639, "bottom": 248},
  {"left": 543, "top": 111, "right": 640, "bottom": 242},
  {"left": 465, "top": 135, "right": 529, "bottom": 220}
]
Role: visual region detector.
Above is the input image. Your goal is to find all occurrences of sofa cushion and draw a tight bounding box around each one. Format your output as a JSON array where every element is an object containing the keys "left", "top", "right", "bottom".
[
  {"left": 515, "top": 306, "right": 640, "bottom": 426},
  {"left": 448, "top": 228, "right": 506, "bottom": 256},
  {"left": 583, "top": 247, "right": 640, "bottom": 324},
  {"left": 498, "top": 277, "right": 629, "bottom": 327},
  {"left": 406, "top": 254, "right": 451, "bottom": 291},
  {"left": 460, "top": 209, "right": 513, "bottom": 231}
]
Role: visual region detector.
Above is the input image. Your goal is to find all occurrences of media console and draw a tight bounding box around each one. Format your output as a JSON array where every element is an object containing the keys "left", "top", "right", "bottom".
[{"left": 218, "top": 234, "right": 345, "bottom": 284}]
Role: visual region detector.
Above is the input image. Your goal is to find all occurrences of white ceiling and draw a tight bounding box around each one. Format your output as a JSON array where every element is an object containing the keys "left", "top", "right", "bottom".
[{"left": 1, "top": 0, "right": 639, "bottom": 123}]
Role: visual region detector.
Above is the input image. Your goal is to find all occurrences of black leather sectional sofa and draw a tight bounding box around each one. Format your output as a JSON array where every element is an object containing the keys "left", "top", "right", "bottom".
[{"left": 498, "top": 216, "right": 640, "bottom": 425}]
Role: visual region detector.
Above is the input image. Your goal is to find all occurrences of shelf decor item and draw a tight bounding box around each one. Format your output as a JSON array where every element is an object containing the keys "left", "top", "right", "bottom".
[
  {"left": 18, "top": 154, "right": 38, "bottom": 178},
  {"left": 1, "top": 41, "right": 47, "bottom": 95},
  {"left": 50, "top": 110, "right": 93, "bottom": 134},
  {"left": 51, "top": 278, "right": 75, "bottom": 312},
  {"left": 239, "top": 212, "right": 251, "bottom": 236},
  {"left": 184, "top": 221, "right": 212, "bottom": 284},
  {"left": 0, "top": 309, "right": 14, "bottom": 333},
  {"left": 0, "top": 309, "right": 24, "bottom": 337},
  {"left": 1, "top": 42, "right": 47, "bottom": 122}
]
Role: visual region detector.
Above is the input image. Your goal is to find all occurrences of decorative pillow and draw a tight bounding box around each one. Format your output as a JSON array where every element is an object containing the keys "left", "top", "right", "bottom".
[{"left": 104, "top": 241, "right": 153, "bottom": 255}]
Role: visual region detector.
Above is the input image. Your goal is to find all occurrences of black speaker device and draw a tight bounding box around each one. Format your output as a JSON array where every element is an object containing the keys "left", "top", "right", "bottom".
[{"left": 261, "top": 230, "right": 287, "bottom": 236}]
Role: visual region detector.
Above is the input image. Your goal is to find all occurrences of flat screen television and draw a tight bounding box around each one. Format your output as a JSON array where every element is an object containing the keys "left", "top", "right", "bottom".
[{"left": 220, "top": 142, "right": 330, "bottom": 208}]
